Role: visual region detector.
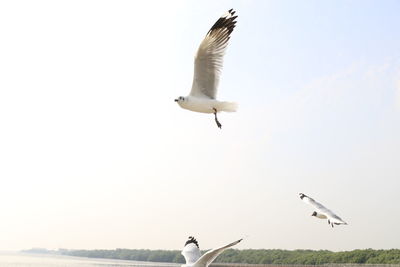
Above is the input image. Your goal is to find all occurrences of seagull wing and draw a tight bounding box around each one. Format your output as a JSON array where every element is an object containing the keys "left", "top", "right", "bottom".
[
  {"left": 194, "top": 238, "right": 242, "bottom": 267},
  {"left": 328, "top": 212, "right": 347, "bottom": 224},
  {"left": 300, "top": 193, "right": 347, "bottom": 224},
  {"left": 182, "top": 237, "right": 201, "bottom": 265},
  {"left": 321, "top": 207, "right": 347, "bottom": 224},
  {"left": 300, "top": 193, "right": 326, "bottom": 211},
  {"left": 190, "top": 9, "right": 238, "bottom": 99}
]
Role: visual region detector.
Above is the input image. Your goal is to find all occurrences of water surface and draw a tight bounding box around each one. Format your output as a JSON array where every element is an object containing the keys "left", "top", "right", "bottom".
[{"left": 0, "top": 252, "right": 181, "bottom": 267}]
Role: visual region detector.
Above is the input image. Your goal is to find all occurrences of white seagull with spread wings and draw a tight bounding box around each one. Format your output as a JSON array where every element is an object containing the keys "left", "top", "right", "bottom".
[
  {"left": 181, "top": 236, "right": 242, "bottom": 267},
  {"left": 175, "top": 9, "right": 238, "bottom": 129},
  {"left": 299, "top": 193, "right": 348, "bottom": 228}
]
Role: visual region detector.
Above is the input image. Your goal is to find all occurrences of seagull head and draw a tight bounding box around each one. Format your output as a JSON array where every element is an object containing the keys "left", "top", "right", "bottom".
[
  {"left": 174, "top": 96, "right": 187, "bottom": 105},
  {"left": 311, "top": 211, "right": 317, "bottom": 217},
  {"left": 175, "top": 96, "right": 185, "bottom": 102}
]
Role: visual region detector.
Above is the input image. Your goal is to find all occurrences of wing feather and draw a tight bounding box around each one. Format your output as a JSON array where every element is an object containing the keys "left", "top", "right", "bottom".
[
  {"left": 190, "top": 9, "right": 238, "bottom": 99},
  {"left": 195, "top": 238, "right": 242, "bottom": 266},
  {"left": 300, "top": 193, "right": 326, "bottom": 211}
]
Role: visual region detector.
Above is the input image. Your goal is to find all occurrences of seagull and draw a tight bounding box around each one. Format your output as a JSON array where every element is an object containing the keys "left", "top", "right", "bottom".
[
  {"left": 181, "top": 236, "right": 242, "bottom": 267},
  {"left": 299, "top": 193, "right": 348, "bottom": 228},
  {"left": 175, "top": 9, "right": 238, "bottom": 129}
]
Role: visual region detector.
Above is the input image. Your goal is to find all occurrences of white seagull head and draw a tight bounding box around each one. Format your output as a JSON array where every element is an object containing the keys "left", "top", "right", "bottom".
[{"left": 174, "top": 96, "right": 186, "bottom": 103}]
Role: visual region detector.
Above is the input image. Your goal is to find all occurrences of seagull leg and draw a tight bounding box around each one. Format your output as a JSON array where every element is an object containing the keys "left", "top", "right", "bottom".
[
  {"left": 213, "top": 108, "right": 222, "bottom": 129},
  {"left": 328, "top": 220, "right": 330, "bottom": 225}
]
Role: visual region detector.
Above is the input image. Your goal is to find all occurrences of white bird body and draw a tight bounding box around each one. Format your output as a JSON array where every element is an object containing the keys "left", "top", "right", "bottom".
[
  {"left": 314, "top": 212, "right": 328, "bottom": 219},
  {"left": 175, "top": 9, "right": 238, "bottom": 128},
  {"left": 299, "top": 193, "right": 348, "bottom": 228},
  {"left": 181, "top": 237, "right": 242, "bottom": 267},
  {"left": 177, "top": 96, "right": 238, "bottom": 114}
]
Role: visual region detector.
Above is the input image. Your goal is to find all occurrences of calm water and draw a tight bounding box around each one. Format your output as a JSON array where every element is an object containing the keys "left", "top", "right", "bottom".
[{"left": 0, "top": 253, "right": 181, "bottom": 267}]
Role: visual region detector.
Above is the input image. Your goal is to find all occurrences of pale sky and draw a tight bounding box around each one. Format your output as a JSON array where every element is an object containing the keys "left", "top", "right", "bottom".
[{"left": 1, "top": 0, "right": 399, "bottom": 252}]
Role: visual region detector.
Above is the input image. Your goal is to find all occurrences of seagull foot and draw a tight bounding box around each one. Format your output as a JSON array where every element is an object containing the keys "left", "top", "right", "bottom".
[
  {"left": 213, "top": 108, "right": 222, "bottom": 129},
  {"left": 215, "top": 119, "right": 222, "bottom": 129}
]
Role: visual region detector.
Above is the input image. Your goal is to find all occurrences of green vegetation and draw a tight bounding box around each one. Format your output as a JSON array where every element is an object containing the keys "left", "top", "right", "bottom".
[
  {"left": 23, "top": 248, "right": 400, "bottom": 264},
  {"left": 214, "top": 249, "right": 400, "bottom": 264},
  {"left": 60, "top": 249, "right": 184, "bottom": 263}
]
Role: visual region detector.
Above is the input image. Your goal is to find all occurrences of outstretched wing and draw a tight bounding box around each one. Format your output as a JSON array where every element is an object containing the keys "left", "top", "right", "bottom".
[
  {"left": 195, "top": 238, "right": 242, "bottom": 267},
  {"left": 190, "top": 9, "right": 238, "bottom": 99},
  {"left": 181, "top": 236, "right": 201, "bottom": 265},
  {"left": 299, "top": 193, "right": 347, "bottom": 224},
  {"left": 299, "top": 193, "right": 326, "bottom": 211}
]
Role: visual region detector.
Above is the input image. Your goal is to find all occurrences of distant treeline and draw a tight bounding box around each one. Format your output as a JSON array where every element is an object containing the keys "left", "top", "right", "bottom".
[
  {"left": 60, "top": 248, "right": 183, "bottom": 263},
  {"left": 215, "top": 249, "right": 400, "bottom": 264},
  {"left": 28, "top": 248, "right": 397, "bottom": 264}
]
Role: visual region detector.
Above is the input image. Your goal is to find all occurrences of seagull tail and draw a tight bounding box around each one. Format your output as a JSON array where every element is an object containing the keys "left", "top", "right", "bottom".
[{"left": 218, "top": 101, "right": 238, "bottom": 112}]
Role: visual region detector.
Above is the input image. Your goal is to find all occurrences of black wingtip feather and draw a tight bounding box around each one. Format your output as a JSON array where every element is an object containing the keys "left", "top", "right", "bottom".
[{"left": 206, "top": 9, "right": 238, "bottom": 37}]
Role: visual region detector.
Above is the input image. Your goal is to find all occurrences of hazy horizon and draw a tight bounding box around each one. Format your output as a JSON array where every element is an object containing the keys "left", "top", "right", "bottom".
[
  {"left": 1, "top": 0, "right": 399, "bottom": 252},
  {"left": 13, "top": 247, "right": 400, "bottom": 253}
]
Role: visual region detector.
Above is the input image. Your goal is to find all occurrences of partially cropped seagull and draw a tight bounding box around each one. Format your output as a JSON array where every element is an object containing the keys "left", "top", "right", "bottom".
[
  {"left": 175, "top": 9, "right": 238, "bottom": 129},
  {"left": 299, "top": 193, "right": 348, "bottom": 228},
  {"left": 181, "top": 236, "right": 242, "bottom": 267}
]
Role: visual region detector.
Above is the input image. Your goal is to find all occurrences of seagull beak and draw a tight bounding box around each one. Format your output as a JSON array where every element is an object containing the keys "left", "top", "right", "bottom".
[{"left": 174, "top": 99, "right": 178, "bottom": 102}]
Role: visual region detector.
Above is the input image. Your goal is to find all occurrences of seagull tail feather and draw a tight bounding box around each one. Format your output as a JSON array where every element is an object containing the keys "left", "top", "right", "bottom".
[{"left": 218, "top": 101, "right": 238, "bottom": 112}]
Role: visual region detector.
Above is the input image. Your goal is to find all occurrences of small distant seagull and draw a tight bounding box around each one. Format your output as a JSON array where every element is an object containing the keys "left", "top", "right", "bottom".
[
  {"left": 181, "top": 236, "right": 242, "bottom": 267},
  {"left": 299, "top": 193, "right": 348, "bottom": 228},
  {"left": 175, "top": 9, "right": 238, "bottom": 129}
]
